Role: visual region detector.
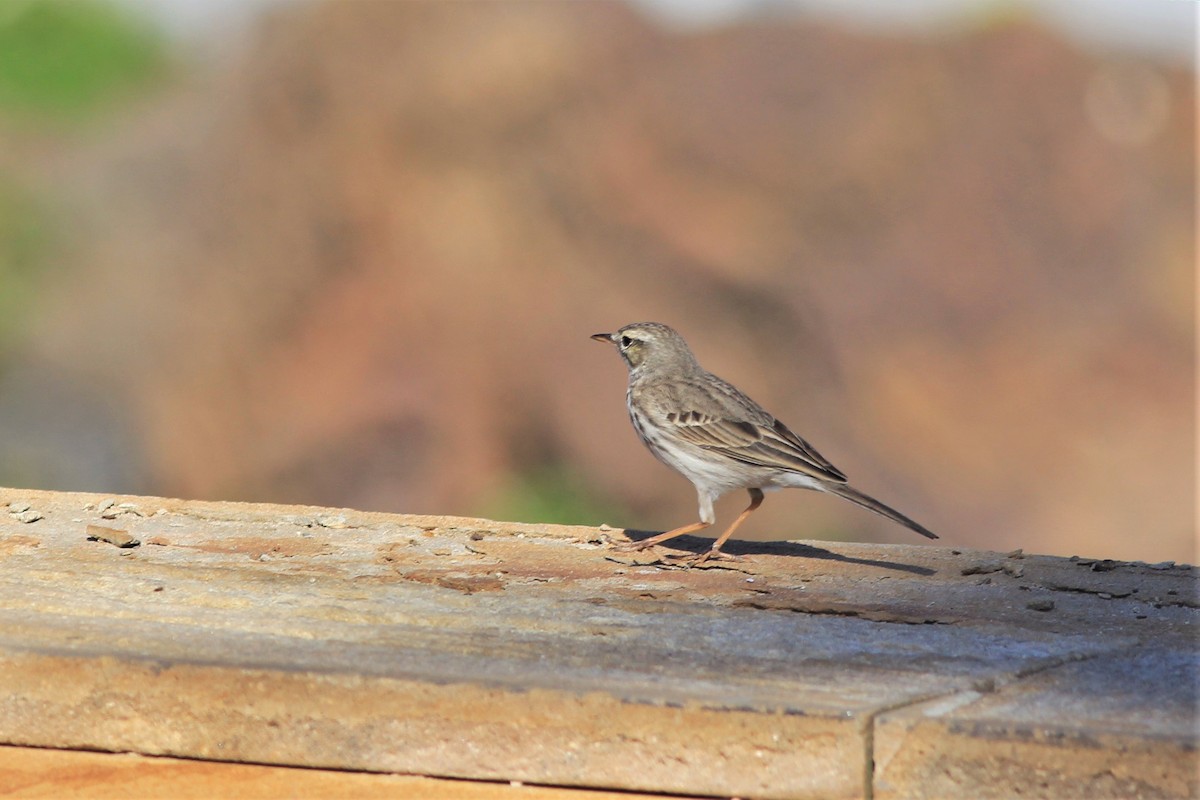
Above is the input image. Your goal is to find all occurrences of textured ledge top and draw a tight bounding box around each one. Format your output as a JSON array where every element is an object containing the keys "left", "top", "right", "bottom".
[{"left": 0, "top": 487, "right": 1195, "bottom": 800}]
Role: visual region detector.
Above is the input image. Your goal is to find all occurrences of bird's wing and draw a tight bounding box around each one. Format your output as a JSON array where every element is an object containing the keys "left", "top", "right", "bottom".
[{"left": 650, "top": 377, "right": 848, "bottom": 483}]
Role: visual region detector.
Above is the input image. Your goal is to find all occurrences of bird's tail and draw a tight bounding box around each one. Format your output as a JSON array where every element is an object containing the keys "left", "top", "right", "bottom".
[{"left": 824, "top": 482, "right": 939, "bottom": 540}]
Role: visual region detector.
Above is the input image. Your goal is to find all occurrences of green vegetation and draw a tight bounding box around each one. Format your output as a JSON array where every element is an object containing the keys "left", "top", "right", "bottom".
[
  {"left": 0, "top": 0, "right": 167, "bottom": 122},
  {"left": 0, "top": 174, "right": 52, "bottom": 353},
  {"left": 478, "top": 467, "right": 627, "bottom": 528},
  {"left": 0, "top": 1, "right": 168, "bottom": 354}
]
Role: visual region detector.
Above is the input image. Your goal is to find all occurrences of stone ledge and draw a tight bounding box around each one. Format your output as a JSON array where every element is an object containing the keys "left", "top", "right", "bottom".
[
  {"left": 0, "top": 487, "right": 1195, "bottom": 799},
  {"left": 0, "top": 745, "right": 688, "bottom": 800}
]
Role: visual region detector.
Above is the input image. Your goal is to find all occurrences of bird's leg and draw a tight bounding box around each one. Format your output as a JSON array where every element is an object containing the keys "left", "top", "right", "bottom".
[
  {"left": 690, "top": 489, "right": 764, "bottom": 564},
  {"left": 618, "top": 520, "right": 712, "bottom": 552}
]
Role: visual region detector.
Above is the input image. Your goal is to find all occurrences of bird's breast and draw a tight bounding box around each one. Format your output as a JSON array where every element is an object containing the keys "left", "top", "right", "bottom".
[{"left": 626, "top": 399, "right": 753, "bottom": 496}]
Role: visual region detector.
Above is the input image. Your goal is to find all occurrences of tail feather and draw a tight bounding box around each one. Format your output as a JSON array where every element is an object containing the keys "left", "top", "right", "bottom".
[{"left": 824, "top": 482, "right": 938, "bottom": 540}]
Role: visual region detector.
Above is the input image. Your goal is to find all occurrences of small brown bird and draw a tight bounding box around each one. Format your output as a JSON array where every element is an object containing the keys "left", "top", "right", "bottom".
[{"left": 592, "top": 322, "right": 937, "bottom": 562}]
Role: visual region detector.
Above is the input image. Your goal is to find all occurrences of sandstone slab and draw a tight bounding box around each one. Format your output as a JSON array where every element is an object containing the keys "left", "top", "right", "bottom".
[{"left": 0, "top": 488, "right": 1194, "bottom": 798}]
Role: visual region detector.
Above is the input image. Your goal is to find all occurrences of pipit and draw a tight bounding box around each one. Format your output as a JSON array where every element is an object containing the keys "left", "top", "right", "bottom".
[{"left": 592, "top": 322, "right": 937, "bottom": 563}]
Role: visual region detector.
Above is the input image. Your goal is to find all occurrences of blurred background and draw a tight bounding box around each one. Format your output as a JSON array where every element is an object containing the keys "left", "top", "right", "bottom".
[{"left": 0, "top": 0, "right": 1193, "bottom": 563}]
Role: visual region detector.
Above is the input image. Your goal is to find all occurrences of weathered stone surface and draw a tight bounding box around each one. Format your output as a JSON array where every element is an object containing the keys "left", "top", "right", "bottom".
[
  {"left": 0, "top": 488, "right": 1195, "bottom": 798},
  {"left": 873, "top": 647, "right": 1198, "bottom": 799},
  {"left": 0, "top": 745, "right": 672, "bottom": 799}
]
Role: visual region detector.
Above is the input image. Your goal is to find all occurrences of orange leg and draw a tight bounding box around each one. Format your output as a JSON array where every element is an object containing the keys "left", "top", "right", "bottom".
[
  {"left": 621, "top": 520, "right": 712, "bottom": 551},
  {"left": 692, "top": 489, "right": 764, "bottom": 563}
]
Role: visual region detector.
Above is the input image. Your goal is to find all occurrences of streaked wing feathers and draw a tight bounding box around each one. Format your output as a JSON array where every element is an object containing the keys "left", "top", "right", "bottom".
[{"left": 667, "top": 411, "right": 848, "bottom": 482}]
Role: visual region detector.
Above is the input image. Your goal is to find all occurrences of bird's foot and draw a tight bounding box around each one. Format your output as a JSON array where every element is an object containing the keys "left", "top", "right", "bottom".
[
  {"left": 673, "top": 548, "right": 742, "bottom": 566},
  {"left": 613, "top": 539, "right": 656, "bottom": 553}
]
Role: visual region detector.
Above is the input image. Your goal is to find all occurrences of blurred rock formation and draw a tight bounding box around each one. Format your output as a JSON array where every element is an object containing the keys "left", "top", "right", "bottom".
[{"left": 8, "top": 1, "right": 1194, "bottom": 561}]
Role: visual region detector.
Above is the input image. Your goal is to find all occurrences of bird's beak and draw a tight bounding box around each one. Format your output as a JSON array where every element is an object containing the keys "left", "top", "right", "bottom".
[{"left": 591, "top": 332, "right": 615, "bottom": 344}]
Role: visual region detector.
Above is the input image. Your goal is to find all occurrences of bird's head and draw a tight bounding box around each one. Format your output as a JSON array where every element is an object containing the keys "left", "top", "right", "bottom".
[{"left": 590, "top": 322, "right": 699, "bottom": 376}]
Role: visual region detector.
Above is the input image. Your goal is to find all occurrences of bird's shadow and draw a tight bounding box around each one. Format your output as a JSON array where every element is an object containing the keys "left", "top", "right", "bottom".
[{"left": 618, "top": 530, "right": 936, "bottom": 576}]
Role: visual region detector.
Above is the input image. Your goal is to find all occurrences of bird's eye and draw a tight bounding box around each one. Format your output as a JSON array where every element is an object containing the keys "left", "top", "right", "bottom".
[{"left": 620, "top": 335, "right": 633, "bottom": 348}]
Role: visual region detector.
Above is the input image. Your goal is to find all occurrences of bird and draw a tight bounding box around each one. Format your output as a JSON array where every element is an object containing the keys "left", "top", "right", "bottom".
[{"left": 591, "top": 322, "right": 937, "bottom": 563}]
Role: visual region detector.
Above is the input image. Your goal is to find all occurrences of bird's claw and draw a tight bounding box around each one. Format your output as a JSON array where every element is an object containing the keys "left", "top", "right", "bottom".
[
  {"left": 664, "top": 548, "right": 742, "bottom": 566},
  {"left": 696, "top": 548, "right": 741, "bottom": 564}
]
